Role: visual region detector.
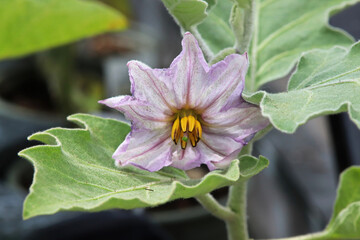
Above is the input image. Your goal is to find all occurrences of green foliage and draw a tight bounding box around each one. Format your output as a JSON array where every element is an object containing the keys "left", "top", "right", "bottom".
[
  {"left": 286, "top": 167, "right": 360, "bottom": 240},
  {"left": 0, "top": 0, "right": 127, "bottom": 60},
  {"left": 324, "top": 167, "right": 360, "bottom": 238},
  {"left": 19, "top": 114, "right": 268, "bottom": 219},
  {"left": 247, "top": 0, "right": 357, "bottom": 90},
  {"left": 245, "top": 42, "right": 360, "bottom": 133},
  {"left": 161, "top": 0, "right": 359, "bottom": 90},
  {"left": 197, "top": 0, "right": 235, "bottom": 54},
  {"left": 161, "top": 0, "right": 208, "bottom": 31}
]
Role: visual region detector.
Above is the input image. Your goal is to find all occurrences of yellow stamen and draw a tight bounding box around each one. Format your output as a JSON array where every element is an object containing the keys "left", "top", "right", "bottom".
[
  {"left": 171, "top": 110, "right": 203, "bottom": 149},
  {"left": 171, "top": 117, "right": 180, "bottom": 144},
  {"left": 195, "top": 120, "right": 202, "bottom": 139},
  {"left": 180, "top": 116, "right": 188, "bottom": 132},
  {"left": 189, "top": 132, "right": 196, "bottom": 147},
  {"left": 188, "top": 115, "right": 196, "bottom": 132}
]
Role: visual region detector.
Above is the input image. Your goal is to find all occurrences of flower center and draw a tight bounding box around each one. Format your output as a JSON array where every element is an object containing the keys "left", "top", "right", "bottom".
[{"left": 171, "top": 110, "right": 202, "bottom": 149}]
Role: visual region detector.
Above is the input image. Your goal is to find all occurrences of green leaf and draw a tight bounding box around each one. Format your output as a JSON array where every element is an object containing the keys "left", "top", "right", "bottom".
[
  {"left": 19, "top": 113, "right": 269, "bottom": 219},
  {"left": 197, "top": 0, "right": 235, "bottom": 54},
  {"left": 274, "top": 167, "right": 360, "bottom": 240},
  {"left": 324, "top": 202, "right": 360, "bottom": 239},
  {"left": 326, "top": 167, "right": 360, "bottom": 236},
  {"left": 161, "top": 0, "right": 208, "bottom": 31},
  {"left": 245, "top": 42, "right": 360, "bottom": 133},
  {"left": 162, "top": 0, "right": 357, "bottom": 88},
  {"left": 247, "top": 0, "right": 357, "bottom": 91},
  {"left": 0, "top": 0, "right": 127, "bottom": 60}
]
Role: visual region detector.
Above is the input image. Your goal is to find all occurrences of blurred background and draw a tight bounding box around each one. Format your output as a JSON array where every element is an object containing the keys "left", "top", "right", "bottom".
[{"left": 0, "top": 1, "right": 359, "bottom": 240}]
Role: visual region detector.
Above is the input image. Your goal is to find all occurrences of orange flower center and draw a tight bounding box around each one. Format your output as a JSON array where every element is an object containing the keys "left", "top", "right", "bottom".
[{"left": 171, "top": 110, "right": 202, "bottom": 149}]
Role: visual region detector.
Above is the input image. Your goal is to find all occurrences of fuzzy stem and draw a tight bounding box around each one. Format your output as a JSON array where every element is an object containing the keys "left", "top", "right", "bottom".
[
  {"left": 196, "top": 193, "right": 236, "bottom": 221},
  {"left": 261, "top": 232, "right": 327, "bottom": 240},
  {"left": 238, "top": 0, "right": 256, "bottom": 53},
  {"left": 226, "top": 179, "right": 249, "bottom": 240}
]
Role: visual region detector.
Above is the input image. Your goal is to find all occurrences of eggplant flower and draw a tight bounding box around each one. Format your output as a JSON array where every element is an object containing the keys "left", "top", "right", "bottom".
[{"left": 99, "top": 32, "right": 269, "bottom": 172}]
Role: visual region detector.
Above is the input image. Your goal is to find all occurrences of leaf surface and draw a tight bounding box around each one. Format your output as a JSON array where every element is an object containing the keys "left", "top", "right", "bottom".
[
  {"left": 0, "top": 0, "right": 127, "bottom": 60},
  {"left": 245, "top": 42, "right": 360, "bottom": 133},
  {"left": 247, "top": 0, "right": 357, "bottom": 90},
  {"left": 161, "top": 0, "right": 358, "bottom": 89},
  {"left": 20, "top": 114, "right": 269, "bottom": 219},
  {"left": 161, "top": 0, "right": 208, "bottom": 31}
]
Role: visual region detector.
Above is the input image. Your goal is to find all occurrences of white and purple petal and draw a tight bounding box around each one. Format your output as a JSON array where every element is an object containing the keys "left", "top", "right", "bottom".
[
  {"left": 99, "top": 96, "right": 170, "bottom": 130},
  {"left": 128, "top": 61, "right": 177, "bottom": 113},
  {"left": 203, "top": 102, "right": 269, "bottom": 142},
  {"left": 170, "top": 144, "right": 202, "bottom": 170},
  {"left": 153, "top": 32, "right": 209, "bottom": 108},
  {"left": 197, "top": 53, "right": 248, "bottom": 115},
  {"left": 113, "top": 127, "right": 173, "bottom": 172},
  {"left": 196, "top": 133, "right": 244, "bottom": 171}
]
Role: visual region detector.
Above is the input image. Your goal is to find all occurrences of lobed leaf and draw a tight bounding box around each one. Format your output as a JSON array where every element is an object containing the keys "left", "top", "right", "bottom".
[
  {"left": 0, "top": 0, "right": 127, "bottom": 60},
  {"left": 19, "top": 114, "right": 269, "bottom": 219},
  {"left": 197, "top": 0, "right": 235, "bottom": 54},
  {"left": 247, "top": 0, "right": 358, "bottom": 90},
  {"left": 245, "top": 42, "right": 360, "bottom": 133},
  {"left": 161, "top": 0, "right": 208, "bottom": 31}
]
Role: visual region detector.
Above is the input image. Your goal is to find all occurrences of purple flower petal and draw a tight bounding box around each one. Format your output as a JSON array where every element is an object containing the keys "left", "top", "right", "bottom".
[
  {"left": 113, "top": 127, "right": 173, "bottom": 172},
  {"left": 128, "top": 61, "right": 177, "bottom": 113},
  {"left": 170, "top": 145, "right": 202, "bottom": 170},
  {"left": 197, "top": 53, "right": 248, "bottom": 114},
  {"left": 196, "top": 135, "right": 244, "bottom": 171},
  {"left": 152, "top": 32, "right": 209, "bottom": 108},
  {"left": 99, "top": 96, "right": 170, "bottom": 130},
  {"left": 203, "top": 101, "right": 269, "bottom": 142}
]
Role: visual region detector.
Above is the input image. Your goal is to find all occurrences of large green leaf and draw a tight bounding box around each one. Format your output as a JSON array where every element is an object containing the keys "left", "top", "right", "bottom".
[
  {"left": 197, "top": 0, "right": 235, "bottom": 54},
  {"left": 245, "top": 42, "right": 360, "bottom": 133},
  {"left": 19, "top": 113, "right": 269, "bottom": 219},
  {"left": 161, "top": 0, "right": 208, "bottom": 31},
  {"left": 0, "top": 0, "right": 127, "bottom": 60},
  {"left": 247, "top": 0, "right": 358, "bottom": 91}
]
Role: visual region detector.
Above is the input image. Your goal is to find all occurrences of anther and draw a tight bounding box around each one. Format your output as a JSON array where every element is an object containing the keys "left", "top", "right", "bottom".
[
  {"left": 188, "top": 115, "right": 195, "bottom": 132},
  {"left": 180, "top": 116, "right": 188, "bottom": 132},
  {"left": 195, "top": 120, "right": 202, "bottom": 139},
  {"left": 171, "top": 117, "right": 180, "bottom": 144},
  {"left": 171, "top": 111, "right": 202, "bottom": 149},
  {"left": 189, "top": 133, "right": 196, "bottom": 147}
]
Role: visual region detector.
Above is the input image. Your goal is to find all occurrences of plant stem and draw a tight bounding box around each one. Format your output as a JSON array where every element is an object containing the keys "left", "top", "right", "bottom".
[
  {"left": 249, "top": 0, "right": 259, "bottom": 92},
  {"left": 226, "top": 179, "right": 249, "bottom": 240},
  {"left": 261, "top": 232, "right": 327, "bottom": 240},
  {"left": 196, "top": 193, "right": 236, "bottom": 221},
  {"left": 238, "top": 0, "right": 256, "bottom": 53}
]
